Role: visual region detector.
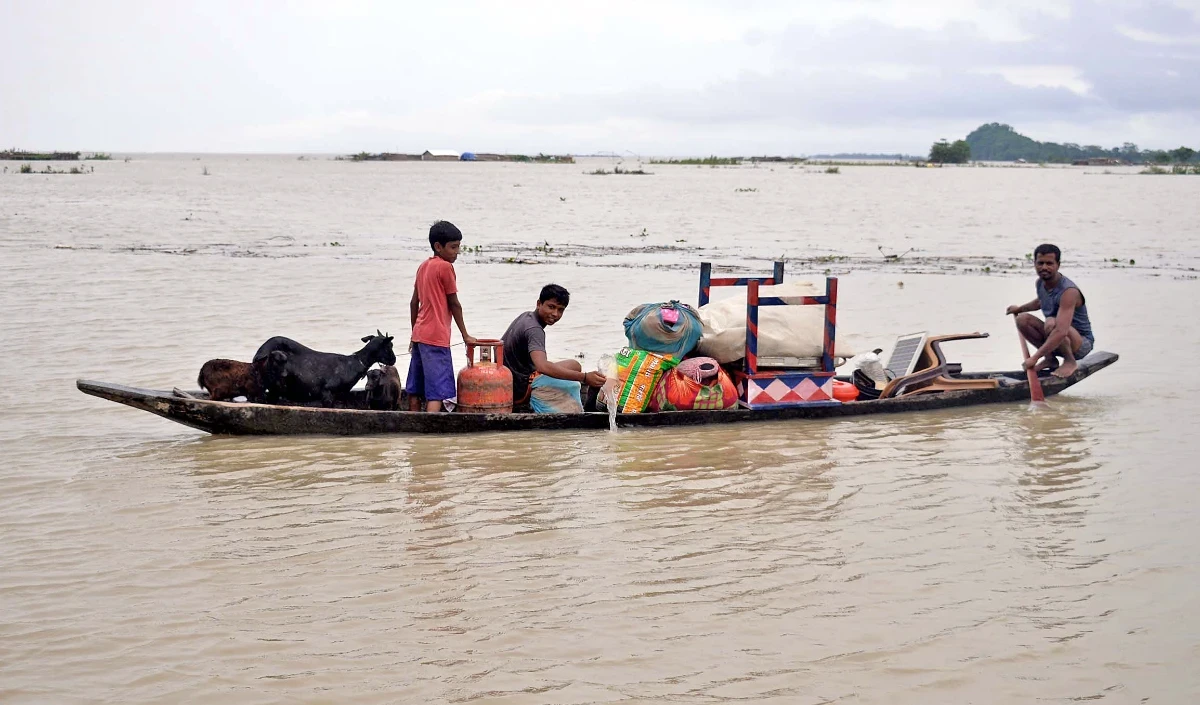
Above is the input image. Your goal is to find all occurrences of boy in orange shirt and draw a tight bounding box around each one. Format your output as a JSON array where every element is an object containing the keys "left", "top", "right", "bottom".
[{"left": 407, "top": 221, "right": 476, "bottom": 412}]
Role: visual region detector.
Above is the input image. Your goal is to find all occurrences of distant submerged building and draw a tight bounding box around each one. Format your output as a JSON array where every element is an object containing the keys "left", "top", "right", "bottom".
[{"left": 422, "top": 150, "right": 461, "bottom": 161}]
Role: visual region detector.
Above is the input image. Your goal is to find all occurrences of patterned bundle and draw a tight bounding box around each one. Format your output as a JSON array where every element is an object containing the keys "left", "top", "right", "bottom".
[{"left": 649, "top": 356, "right": 738, "bottom": 412}]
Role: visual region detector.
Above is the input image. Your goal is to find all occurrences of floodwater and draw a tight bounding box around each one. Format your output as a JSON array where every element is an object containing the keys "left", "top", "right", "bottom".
[{"left": 2, "top": 156, "right": 1198, "bottom": 703}]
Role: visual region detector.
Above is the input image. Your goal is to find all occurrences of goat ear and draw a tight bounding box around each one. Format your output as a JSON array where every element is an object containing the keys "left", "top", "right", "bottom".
[{"left": 361, "top": 336, "right": 371, "bottom": 343}]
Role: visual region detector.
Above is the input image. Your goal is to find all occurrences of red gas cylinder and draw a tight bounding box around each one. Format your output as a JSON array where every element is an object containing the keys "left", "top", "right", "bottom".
[{"left": 456, "top": 339, "right": 514, "bottom": 413}]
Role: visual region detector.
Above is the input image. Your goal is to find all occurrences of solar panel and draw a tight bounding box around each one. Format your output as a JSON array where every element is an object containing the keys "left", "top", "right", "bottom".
[{"left": 885, "top": 332, "right": 927, "bottom": 378}]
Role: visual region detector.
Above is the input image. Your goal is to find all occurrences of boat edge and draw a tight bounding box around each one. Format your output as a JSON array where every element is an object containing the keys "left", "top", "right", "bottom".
[{"left": 75, "top": 350, "right": 1118, "bottom": 436}]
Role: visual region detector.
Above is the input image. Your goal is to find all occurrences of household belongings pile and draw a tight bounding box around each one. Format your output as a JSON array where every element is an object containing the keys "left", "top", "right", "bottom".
[
  {"left": 598, "top": 283, "right": 863, "bottom": 414},
  {"left": 597, "top": 301, "right": 739, "bottom": 414}
]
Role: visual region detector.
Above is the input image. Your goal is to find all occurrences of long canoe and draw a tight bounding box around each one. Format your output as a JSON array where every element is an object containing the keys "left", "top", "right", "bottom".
[{"left": 75, "top": 351, "right": 1117, "bottom": 436}]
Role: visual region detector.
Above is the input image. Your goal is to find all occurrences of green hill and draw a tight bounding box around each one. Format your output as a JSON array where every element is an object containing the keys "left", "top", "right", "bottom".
[{"left": 963, "top": 123, "right": 1135, "bottom": 163}]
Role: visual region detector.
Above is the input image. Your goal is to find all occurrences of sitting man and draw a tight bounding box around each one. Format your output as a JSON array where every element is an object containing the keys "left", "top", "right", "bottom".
[
  {"left": 1006, "top": 243, "right": 1095, "bottom": 378},
  {"left": 501, "top": 284, "right": 607, "bottom": 412}
]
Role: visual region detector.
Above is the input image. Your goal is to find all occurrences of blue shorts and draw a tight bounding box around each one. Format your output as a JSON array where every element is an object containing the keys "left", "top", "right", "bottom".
[
  {"left": 405, "top": 343, "right": 456, "bottom": 401},
  {"left": 1077, "top": 337, "right": 1094, "bottom": 359}
]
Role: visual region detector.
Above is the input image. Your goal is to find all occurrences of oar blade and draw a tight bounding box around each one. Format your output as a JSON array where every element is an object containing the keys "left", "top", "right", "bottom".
[{"left": 1014, "top": 317, "right": 1047, "bottom": 404}]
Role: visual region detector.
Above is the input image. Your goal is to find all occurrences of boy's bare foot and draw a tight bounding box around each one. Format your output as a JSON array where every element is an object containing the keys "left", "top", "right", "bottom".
[
  {"left": 1052, "top": 360, "right": 1078, "bottom": 378},
  {"left": 1034, "top": 356, "right": 1057, "bottom": 371}
]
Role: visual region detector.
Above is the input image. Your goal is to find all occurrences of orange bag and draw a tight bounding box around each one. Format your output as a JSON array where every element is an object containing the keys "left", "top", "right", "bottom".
[{"left": 649, "top": 358, "right": 738, "bottom": 411}]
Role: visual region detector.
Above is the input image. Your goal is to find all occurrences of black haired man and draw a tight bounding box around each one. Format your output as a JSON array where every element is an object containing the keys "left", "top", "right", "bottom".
[
  {"left": 501, "top": 284, "right": 607, "bottom": 411},
  {"left": 1006, "top": 244, "right": 1095, "bottom": 378}
]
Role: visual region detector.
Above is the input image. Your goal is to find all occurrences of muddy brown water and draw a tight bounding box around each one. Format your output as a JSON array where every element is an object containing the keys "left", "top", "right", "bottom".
[{"left": 2, "top": 156, "right": 1198, "bottom": 703}]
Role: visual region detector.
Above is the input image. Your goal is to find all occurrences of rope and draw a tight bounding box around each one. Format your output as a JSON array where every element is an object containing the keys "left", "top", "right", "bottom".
[{"left": 396, "top": 341, "right": 466, "bottom": 359}]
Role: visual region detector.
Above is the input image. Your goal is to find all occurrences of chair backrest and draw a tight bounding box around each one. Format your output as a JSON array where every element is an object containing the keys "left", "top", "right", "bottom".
[
  {"left": 879, "top": 332, "right": 993, "bottom": 399},
  {"left": 698, "top": 261, "right": 838, "bottom": 375},
  {"left": 884, "top": 332, "right": 927, "bottom": 379}
]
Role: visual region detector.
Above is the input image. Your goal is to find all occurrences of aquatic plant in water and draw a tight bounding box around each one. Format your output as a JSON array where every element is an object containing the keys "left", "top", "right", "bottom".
[{"left": 590, "top": 165, "right": 652, "bottom": 175}]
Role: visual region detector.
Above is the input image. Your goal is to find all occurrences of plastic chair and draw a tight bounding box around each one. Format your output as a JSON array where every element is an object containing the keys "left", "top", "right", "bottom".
[{"left": 880, "top": 333, "right": 1000, "bottom": 399}]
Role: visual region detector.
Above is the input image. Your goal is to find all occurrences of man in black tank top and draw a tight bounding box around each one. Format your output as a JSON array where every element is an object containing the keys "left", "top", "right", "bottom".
[{"left": 1006, "top": 243, "right": 1094, "bottom": 379}]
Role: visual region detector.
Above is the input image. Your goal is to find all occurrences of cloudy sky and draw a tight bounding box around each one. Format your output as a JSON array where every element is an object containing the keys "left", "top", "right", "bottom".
[{"left": 3, "top": 0, "right": 1198, "bottom": 154}]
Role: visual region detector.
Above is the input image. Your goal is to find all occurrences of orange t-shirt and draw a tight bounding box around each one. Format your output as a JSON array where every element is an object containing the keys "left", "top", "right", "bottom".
[{"left": 411, "top": 256, "right": 458, "bottom": 347}]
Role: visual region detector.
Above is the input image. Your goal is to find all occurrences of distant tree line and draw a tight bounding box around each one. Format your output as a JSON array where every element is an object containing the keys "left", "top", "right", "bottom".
[
  {"left": 961, "top": 123, "right": 1198, "bottom": 164},
  {"left": 1, "top": 149, "right": 82, "bottom": 161}
]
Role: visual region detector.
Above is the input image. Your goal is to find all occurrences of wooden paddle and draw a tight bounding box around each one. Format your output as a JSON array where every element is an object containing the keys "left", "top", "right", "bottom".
[{"left": 1013, "top": 317, "right": 1046, "bottom": 404}]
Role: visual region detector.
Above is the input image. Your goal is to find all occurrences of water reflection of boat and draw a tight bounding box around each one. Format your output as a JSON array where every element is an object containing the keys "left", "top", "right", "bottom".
[{"left": 76, "top": 352, "right": 1116, "bottom": 436}]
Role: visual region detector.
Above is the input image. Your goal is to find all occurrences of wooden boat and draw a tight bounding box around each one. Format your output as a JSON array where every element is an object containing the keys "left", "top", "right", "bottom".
[{"left": 75, "top": 350, "right": 1117, "bottom": 436}]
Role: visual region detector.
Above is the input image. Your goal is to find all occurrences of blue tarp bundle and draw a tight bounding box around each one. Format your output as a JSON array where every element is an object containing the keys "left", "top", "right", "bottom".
[
  {"left": 530, "top": 375, "right": 583, "bottom": 414},
  {"left": 623, "top": 301, "right": 702, "bottom": 358}
]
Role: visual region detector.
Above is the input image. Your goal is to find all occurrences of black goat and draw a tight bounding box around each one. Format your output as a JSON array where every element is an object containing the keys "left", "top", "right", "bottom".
[{"left": 254, "top": 330, "right": 396, "bottom": 407}]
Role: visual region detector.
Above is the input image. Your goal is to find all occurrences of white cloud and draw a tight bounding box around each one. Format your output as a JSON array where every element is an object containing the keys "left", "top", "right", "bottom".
[
  {"left": 2, "top": 0, "right": 1198, "bottom": 153},
  {"left": 974, "top": 66, "right": 1095, "bottom": 95},
  {"left": 1117, "top": 24, "right": 1200, "bottom": 42}
]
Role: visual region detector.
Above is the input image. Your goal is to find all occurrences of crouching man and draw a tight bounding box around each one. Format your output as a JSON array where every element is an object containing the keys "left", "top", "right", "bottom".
[
  {"left": 501, "top": 284, "right": 606, "bottom": 413},
  {"left": 1006, "top": 243, "right": 1096, "bottom": 378}
]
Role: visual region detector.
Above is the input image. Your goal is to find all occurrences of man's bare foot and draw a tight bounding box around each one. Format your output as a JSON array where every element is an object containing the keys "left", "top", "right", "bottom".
[
  {"left": 1034, "top": 356, "right": 1057, "bottom": 371},
  {"left": 1052, "top": 360, "right": 1078, "bottom": 378}
]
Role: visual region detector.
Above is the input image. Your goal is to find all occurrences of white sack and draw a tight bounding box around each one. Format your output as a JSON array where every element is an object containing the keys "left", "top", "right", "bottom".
[{"left": 696, "top": 280, "right": 857, "bottom": 364}]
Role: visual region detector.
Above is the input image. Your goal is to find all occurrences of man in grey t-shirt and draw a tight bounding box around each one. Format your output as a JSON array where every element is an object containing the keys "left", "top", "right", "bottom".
[
  {"left": 1007, "top": 243, "right": 1095, "bottom": 379},
  {"left": 501, "top": 284, "right": 607, "bottom": 407}
]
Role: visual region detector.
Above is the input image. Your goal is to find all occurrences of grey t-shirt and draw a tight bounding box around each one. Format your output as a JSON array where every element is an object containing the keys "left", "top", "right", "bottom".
[
  {"left": 1037, "top": 274, "right": 1094, "bottom": 342},
  {"left": 501, "top": 311, "right": 547, "bottom": 381}
]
